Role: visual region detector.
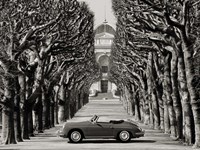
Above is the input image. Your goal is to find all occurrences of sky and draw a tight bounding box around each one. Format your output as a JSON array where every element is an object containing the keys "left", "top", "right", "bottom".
[{"left": 78, "top": 0, "right": 116, "bottom": 28}]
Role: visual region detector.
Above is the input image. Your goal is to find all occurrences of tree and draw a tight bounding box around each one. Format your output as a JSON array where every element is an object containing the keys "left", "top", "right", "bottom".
[
  {"left": 111, "top": 0, "right": 200, "bottom": 147},
  {"left": 0, "top": 0, "right": 97, "bottom": 144}
]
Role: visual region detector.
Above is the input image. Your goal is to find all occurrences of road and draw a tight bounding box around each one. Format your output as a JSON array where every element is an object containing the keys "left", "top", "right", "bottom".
[{"left": 0, "top": 98, "right": 192, "bottom": 150}]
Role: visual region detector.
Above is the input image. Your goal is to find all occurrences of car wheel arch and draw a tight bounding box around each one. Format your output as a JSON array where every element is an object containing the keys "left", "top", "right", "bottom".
[
  {"left": 68, "top": 128, "right": 85, "bottom": 138},
  {"left": 115, "top": 129, "right": 133, "bottom": 137},
  {"left": 117, "top": 130, "right": 133, "bottom": 142}
]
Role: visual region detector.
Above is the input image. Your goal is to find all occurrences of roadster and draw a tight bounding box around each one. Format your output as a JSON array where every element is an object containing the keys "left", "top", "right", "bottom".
[{"left": 58, "top": 115, "right": 144, "bottom": 143}]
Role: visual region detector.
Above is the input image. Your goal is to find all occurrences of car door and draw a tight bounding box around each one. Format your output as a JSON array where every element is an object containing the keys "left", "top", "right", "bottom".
[{"left": 85, "top": 122, "right": 114, "bottom": 138}]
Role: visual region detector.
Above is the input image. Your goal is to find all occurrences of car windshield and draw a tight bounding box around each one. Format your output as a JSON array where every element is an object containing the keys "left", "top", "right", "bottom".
[{"left": 90, "top": 115, "right": 99, "bottom": 123}]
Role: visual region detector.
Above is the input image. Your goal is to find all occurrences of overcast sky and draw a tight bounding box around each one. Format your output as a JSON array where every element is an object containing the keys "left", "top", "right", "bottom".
[{"left": 78, "top": 0, "right": 116, "bottom": 28}]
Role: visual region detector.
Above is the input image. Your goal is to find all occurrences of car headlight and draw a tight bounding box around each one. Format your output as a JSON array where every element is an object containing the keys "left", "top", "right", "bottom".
[{"left": 61, "top": 124, "right": 65, "bottom": 130}]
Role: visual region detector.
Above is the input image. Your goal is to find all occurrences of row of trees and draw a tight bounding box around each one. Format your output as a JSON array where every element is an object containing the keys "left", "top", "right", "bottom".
[
  {"left": 0, "top": 0, "right": 100, "bottom": 145},
  {"left": 110, "top": 0, "right": 200, "bottom": 148}
]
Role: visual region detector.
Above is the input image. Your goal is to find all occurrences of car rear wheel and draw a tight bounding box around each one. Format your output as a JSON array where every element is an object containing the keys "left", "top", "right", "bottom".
[
  {"left": 69, "top": 130, "right": 83, "bottom": 143},
  {"left": 118, "top": 130, "right": 131, "bottom": 142}
]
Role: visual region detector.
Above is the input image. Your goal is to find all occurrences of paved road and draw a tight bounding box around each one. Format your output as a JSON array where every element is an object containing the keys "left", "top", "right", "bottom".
[{"left": 0, "top": 99, "right": 192, "bottom": 150}]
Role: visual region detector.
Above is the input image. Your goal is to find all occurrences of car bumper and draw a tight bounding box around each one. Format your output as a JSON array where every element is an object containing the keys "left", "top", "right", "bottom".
[
  {"left": 57, "top": 130, "right": 65, "bottom": 137},
  {"left": 135, "top": 130, "right": 145, "bottom": 137}
]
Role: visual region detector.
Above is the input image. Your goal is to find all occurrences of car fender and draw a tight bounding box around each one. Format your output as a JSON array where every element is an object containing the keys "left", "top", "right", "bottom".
[
  {"left": 113, "top": 126, "right": 134, "bottom": 138},
  {"left": 62, "top": 122, "right": 88, "bottom": 138},
  {"left": 67, "top": 128, "right": 85, "bottom": 138}
]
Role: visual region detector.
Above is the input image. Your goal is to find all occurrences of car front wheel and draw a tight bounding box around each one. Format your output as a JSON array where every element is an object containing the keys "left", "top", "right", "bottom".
[
  {"left": 69, "top": 130, "right": 83, "bottom": 143},
  {"left": 118, "top": 130, "right": 131, "bottom": 142}
]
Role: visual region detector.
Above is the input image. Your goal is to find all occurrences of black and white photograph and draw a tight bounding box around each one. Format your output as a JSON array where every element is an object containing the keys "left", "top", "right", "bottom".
[{"left": 0, "top": 0, "right": 200, "bottom": 149}]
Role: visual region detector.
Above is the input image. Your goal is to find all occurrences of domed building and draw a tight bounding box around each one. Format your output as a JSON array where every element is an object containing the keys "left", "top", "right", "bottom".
[{"left": 90, "top": 21, "right": 117, "bottom": 93}]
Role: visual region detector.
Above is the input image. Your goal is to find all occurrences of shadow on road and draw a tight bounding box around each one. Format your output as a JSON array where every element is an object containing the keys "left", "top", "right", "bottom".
[{"left": 68, "top": 139, "right": 156, "bottom": 144}]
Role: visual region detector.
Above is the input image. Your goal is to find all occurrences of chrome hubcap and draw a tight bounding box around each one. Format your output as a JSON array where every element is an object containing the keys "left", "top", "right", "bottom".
[
  {"left": 71, "top": 131, "right": 81, "bottom": 142},
  {"left": 120, "top": 131, "right": 130, "bottom": 141}
]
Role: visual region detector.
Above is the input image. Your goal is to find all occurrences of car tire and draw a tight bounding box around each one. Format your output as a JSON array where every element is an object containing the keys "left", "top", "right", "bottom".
[
  {"left": 69, "top": 130, "right": 83, "bottom": 143},
  {"left": 118, "top": 130, "right": 131, "bottom": 142}
]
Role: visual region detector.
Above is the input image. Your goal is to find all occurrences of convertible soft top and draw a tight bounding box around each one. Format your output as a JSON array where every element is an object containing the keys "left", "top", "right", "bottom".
[{"left": 109, "top": 120, "right": 124, "bottom": 124}]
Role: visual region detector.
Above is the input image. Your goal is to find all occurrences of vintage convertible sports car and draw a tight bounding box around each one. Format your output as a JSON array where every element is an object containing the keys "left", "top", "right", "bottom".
[{"left": 58, "top": 115, "right": 144, "bottom": 143}]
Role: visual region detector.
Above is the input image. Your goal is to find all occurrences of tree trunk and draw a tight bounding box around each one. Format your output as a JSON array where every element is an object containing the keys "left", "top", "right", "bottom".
[
  {"left": 27, "top": 76, "right": 34, "bottom": 136},
  {"left": 125, "top": 85, "right": 133, "bottom": 115},
  {"left": 156, "top": 86, "right": 164, "bottom": 130},
  {"left": 147, "top": 52, "right": 153, "bottom": 127},
  {"left": 65, "top": 89, "right": 71, "bottom": 120},
  {"left": 58, "top": 84, "right": 66, "bottom": 123},
  {"left": 178, "top": 53, "right": 194, "bottom": 144},
  {"left": 83, "top": 93, "right": 89, "bottom": 105},
  {"left": 43, "top": 90, "right": 51, "bottom": 129},
  {"left": 129, "top": 86, "right": 135, "bottom": 116},
  {"left": 78, "top": 93, "right": 81, "bottom": 110},
  {"left": 182, "top": 43, "right": 200, "bottom": 148},
  {"left": 161, "top": 57, "right": 170, "bottom": 134},
  {"left": 163, "top": 101, "right": 170, "bottom": 134},
  {"left": 54, "top": 86, "right": 59, "bottom": 124},
  {"left": 14, "top": 77, "right": 23, "bottom": 142},
  {"left": 152, "top": 88, "right": 160, "bottom": 129},
  {"left": 154, "top": 75, "right": 164, "bottom": 130},
  {"left": 120, "top": 86, "right": 126, "bottom": 111},
  {"left": 2, "top": 77, "right": 17, "bottom": 144},
  {"left": 134, "top": 88, "right": 141, "bottom": 121},
  {"left": 151, "top": 54, "right": 160, "bottom": 129},
  {"left": 46, "top": 82, "right": 57, "bottom": 128},
  {"left": 153, "top": 52, "right": 164, "bottom": 130},
  {"left": 28, "top": 111, "right": 34, "bottom": 136},
  {"left": 69, "top": 90, "right": 76, "bottom": 118},
  {"left": 38, "top": 91, "right": 44, "bottom": 133},
  {"left": 140, "top": 83, "right": 149, "bottom": 124},
  {"left": 50, "top": 100, "right": 55, "bottom": 127},
  {"left": 163, "top": 52, "right": 177, "bottom": 137},
  {"left": 122, "top": 86, "right": 128, "bottom": 113},
  {"left": 75, "top": 92, "right": 79, "bottom": 112},
  {"left": 22, "top": 110, "right": 29, "bottom": 138},
  {"left": 18, "top": 75, "right": 29, "bottom": 140},
  {"left": 171, "top": 50, "right": 183, "bottom": 139},
  {"left": 79, "top": 92, "right": 84, "bottom": 109}
]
